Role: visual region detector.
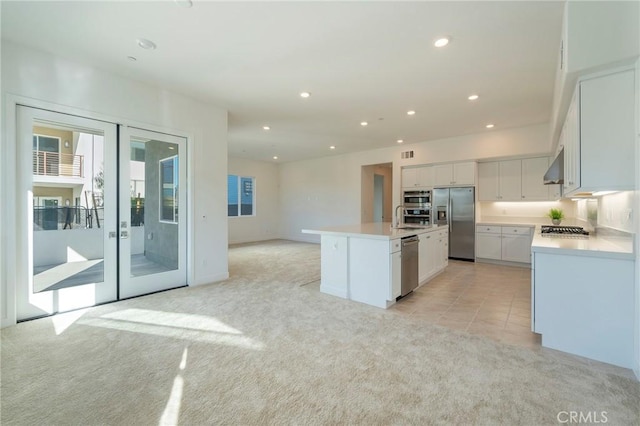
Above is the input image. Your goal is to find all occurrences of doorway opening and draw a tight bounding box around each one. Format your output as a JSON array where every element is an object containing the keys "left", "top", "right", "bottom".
[{"left": 361, "top": 163, "right": 393, "bottom": 223}]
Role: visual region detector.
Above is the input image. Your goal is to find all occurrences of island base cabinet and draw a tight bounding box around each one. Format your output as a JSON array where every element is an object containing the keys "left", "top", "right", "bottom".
[
  {"left": 320, "top": 235, "right": 349, "bottom": 299},
  {"left": 532, "top": 252, "right": 634, "bottom": 368},
  {"left": 349, "top": 238, "right": 397, "bottom": 309}
]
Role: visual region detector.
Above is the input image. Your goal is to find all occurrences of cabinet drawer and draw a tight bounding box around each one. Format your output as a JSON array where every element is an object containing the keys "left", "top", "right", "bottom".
[
  {"left": 502, "top": 226, "right": 531, "bottom": 236},
  {"left": 476, "top": 225, "right": 501, "bottom": 234},
  {"left": 390, "top": 239, "right": 402, "bottom": 253}
]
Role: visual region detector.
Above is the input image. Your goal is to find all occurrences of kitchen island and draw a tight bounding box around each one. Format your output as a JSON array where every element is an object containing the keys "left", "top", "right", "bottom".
[
  {"left": 302, "top": 222, "right": 448, "bottom": 309},
  {"left": 530, "top": 227, "right": 634, "bottom": 368}
]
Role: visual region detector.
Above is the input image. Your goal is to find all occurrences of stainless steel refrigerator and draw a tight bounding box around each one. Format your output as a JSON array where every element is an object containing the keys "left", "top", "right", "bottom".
[{"left": 433, "top": 187, "right": 475, "bottom": 261}]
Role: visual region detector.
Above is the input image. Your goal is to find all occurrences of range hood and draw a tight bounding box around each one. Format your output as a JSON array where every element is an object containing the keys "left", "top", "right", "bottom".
[{"left": 543, "top": 149, "right": 564, "bottom": 185}]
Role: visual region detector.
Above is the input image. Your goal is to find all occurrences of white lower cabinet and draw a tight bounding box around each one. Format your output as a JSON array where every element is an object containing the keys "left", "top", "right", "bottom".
[
  {"left": 501, "top": 227, "right": 532, "bottom": 263},
  {"left": 437, "top": 230, "right": 449, "bottom": 270},
  {"left": 475, "top": 226, "right": 502, "bottom": 260},
  {"left": 320, "top": 235, "right": 349, "bottom": 298},
  {"left": 476, "top": 225, "right": 533, "bottom": 265},
  {"left": 532, "top": 251, "right": 634, "bottom": 368},
  {"left": 390, "top": 248, "right": 402, "bottom": 300},
  {"left": 419, "top": 229, "right": 448, "bottom": 285}
]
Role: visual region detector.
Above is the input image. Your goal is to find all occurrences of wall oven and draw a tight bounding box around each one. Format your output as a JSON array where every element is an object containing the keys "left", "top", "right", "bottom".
[{"left": 403, "top": 190, "right": 431, "bottom": 225}]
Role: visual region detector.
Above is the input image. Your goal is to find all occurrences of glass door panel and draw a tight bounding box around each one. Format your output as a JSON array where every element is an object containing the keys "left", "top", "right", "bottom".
[
  {"left": 119, "top": 127, "right": 187, "bottom": 299},
  {"left": 16, "top": 106, "right": 118, "bottom": 321}
]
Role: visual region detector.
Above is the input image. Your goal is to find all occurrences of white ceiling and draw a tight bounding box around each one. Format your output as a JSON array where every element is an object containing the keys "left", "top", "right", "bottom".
[{"left": 1, "top": 1, "right": 564, "bottom": 163}]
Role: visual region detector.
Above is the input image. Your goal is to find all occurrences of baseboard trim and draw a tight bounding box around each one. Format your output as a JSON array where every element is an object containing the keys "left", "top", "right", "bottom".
[
  {"left": 320, "top": 284, "right": 348, "bottom": 299},
  {"left": 192, "top": 272, "right": 229, "bottom": 286}
]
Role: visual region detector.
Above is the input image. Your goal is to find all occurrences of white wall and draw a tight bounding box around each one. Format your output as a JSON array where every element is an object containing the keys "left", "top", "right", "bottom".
[
  {"left": 478, "top": 200, "right": 577, "bottom": 226},
  {"left": 1, "top": 41, "right": 229, "bottom": 326},
  {"left": 228, "top": 157, "right": 280, "bottom": 244},
  {"left": 281, "top": 123, "right": 551, "bottom": 242}
]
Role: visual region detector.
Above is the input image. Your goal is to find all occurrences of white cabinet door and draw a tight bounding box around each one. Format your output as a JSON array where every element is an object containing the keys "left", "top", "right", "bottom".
[
  {"left": 320, "top": 235, "right": 349, "bottom": 298},
  {"left": 426, "top": 233, "right": 438, "bottom": 278},
  {"left": 402, "top": 168, "right": 418, "bottom": 188},
  {"left": 390, "top": 251, "right": 402, "bottom": 300},
  {"left": 501, "top": 234, "right": 531, "bottom": 263},
  {"left": 417, "top": 166, "right": 434, "bottom": 188},
  {"left": 498, "top": 160, "right": 522, "bottom": 201},
  {"left": 437, "top": 230, "right": 448, "bottom": 270},
  {"left": 433, "top": 162, "right": 476, "bottom": 186},
  {"left": 418, "top": 234, "right": 429, "bottom": 284},
  {"left": 563, "top": 90, "right": 580, "bottom": 194},
  {"left": 453, "top": 162, "right": 476, "bottom": 185},
  {"left": 521, "top": 157, "right": 550, "bottom": 200},
  {"left": 476, "top": 233, "right": 502, "bottom": 260},
  {"left": 478, "top": 162, "right": 499, "bottom": 201},
  {"left": 579, "top": 69, "right": 635, "bottom": 192},
  {"left": 433, "top": 164, "right": 453, "bottom": 186}
]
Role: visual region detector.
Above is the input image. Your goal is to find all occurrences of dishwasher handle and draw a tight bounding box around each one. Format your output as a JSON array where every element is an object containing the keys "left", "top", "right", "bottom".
[{"left": 401, "top": 235, "right": 420, "bottom": 246}]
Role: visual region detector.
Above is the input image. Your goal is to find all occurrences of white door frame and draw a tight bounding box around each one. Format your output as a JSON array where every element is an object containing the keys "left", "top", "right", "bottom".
[
  {"left": 16, "top": 106, "right": 118, "bottom": 320},
  {"left": 2, "top": 96, "right": 194, "bottom": 326}
]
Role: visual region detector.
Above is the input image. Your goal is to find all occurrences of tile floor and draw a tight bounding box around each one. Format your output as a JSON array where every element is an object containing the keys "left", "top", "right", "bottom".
[
  {"left": 390, "top": 260, "right": 541, "bottom": 349},
  {"left": 390, "top": 259, "right": 637, "bottom": 379}
]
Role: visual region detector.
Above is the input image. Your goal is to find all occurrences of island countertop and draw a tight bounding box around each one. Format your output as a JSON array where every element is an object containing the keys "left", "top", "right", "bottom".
[{"left": 302, "top": 222, "right": 444, "bottom": 240}]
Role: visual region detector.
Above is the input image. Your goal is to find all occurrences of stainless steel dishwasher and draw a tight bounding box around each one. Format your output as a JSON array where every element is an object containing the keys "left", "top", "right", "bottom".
[{"left": 400, "top": 235, "right": 419, "bottom": 297}]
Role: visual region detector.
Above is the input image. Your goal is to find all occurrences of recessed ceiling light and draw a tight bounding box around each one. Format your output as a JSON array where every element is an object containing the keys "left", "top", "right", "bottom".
[
  {"left": 434, "top": 37, "right": 450, "bottom": 48},
  {"left": 263, "top": 126, "right": 270, "bottom": 130},
  {"left": 468, "top": 94, "right": 479, "bottom": 101},
  {"left": 174, "top": 0, "right": 193, "bottom": 8},
  {"left": 137, "top": 38, "right": 157, "bottom": 50},
  {"left": 329, "top": 146, "right": 336, "bottom": 150},
  {"left": 407, "top": 110, "right": 416, "bottom": 116},
  {"left": 127, "top": 56, "right": 137, "bottom": 62},
  {"left": 300, "top": 92, "right": 311, "bottom": 98},
  {"left": 361, "top": 121, "right": 368, "bottom": 126},
  {"left": 486, "top": 124, "right": 495, "bottom": 129},
  {"left": 273, "top": 156, "right": 278, "bottom": 160},
  {"left": 397, "top": 139, "right": 404, "bottom": 144}
]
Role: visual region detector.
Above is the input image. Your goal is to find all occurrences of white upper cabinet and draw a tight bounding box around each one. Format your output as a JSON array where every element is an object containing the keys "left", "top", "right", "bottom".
[
  {"left": 479, "top": 157, "right": 555, "bottom": 201},
  {"left": 477, "top": 160, "right": 520, "bottom": 201},
  {"left": 497, "top": 160, "right": 522, "bottom": 200},
  {"left": 433, "top": 162, "right": 475, "bottom": 187},
  {"left": 521, "top": 157, "right": 552, "bottom": 201},
  {"left": 402, "top": 166, "right": 434, "bottom": 189},
  {"left": 402, "top": 167, "right": 418, "bottom": 188},
  {"left": 563, "top": 68, "right": 635, "bottom": 195}
]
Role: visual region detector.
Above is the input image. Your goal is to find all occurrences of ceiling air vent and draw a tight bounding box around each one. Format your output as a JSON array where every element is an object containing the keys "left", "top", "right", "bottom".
[{"left": 401, "top": 150, "right": 414, "bottom": 159}]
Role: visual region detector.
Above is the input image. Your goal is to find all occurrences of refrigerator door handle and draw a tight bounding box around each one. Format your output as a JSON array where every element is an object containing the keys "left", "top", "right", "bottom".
[{"left": 448, "top": 198, "right": 452, "bottom": 233}]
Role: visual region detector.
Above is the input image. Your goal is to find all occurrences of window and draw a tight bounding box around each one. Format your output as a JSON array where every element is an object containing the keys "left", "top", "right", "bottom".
[
  {"left": 33, "top": 134, "right": 60, "bottom": 153},
  {"left": 160, "top": 156, "right": 179, "bottom": 223},
  {"left": 227, "top": 175, "right": 254, "bottom": 217}
]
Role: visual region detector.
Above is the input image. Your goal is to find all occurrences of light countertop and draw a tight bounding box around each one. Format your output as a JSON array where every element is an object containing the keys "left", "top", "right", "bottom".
[
  {"left": 531, "top": 226, "right": 634, "bottom": 260},
  {"left": 302, "top": 222, "right": 445, "bottom": 240}
]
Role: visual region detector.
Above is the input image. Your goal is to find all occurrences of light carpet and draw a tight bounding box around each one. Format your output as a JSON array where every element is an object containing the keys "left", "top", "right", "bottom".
[{"left": 1, "top": 239, "right": 638, "bottom": 425}]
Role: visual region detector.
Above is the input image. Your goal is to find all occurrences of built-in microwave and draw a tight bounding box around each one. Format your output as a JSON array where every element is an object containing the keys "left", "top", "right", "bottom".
[
  {"left": 403, "top": 190, "right": 432, "bottom": 225},
  {"left": 403, "top": 190, "right": 431, "bottom": 207}
]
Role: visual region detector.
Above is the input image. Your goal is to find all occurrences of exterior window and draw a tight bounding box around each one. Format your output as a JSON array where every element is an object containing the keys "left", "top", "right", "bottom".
[
  {"left": 227, "top": 175, "right": 254, "bottom": 217},
  {"left": 160, "top": 156, "right": 178, "bottom": 223}
]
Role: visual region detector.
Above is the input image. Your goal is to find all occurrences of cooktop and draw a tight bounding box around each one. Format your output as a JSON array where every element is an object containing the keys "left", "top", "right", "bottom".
[{"left": 540, "top": 225, "right": 590, "bottom": 237}]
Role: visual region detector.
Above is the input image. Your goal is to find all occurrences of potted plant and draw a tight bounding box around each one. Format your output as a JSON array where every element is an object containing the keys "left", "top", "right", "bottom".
[{"left": 547, "top": 208, "right": 564, "bottom": 225}]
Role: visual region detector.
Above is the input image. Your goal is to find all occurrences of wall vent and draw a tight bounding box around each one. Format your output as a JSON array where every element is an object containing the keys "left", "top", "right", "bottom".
[{"left": 401, "top": 150, "right": 414, "bottom": 159}]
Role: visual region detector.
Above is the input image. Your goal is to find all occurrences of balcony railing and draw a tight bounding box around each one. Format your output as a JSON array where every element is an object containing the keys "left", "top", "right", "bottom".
[{"left": 32, "top": 150, "right": 84, "bottom": 178}]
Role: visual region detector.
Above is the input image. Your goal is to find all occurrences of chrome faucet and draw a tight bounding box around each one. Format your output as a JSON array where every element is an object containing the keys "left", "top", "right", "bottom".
[{"left": 394, "top": 204, "right": 405, "bottom": 228}]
